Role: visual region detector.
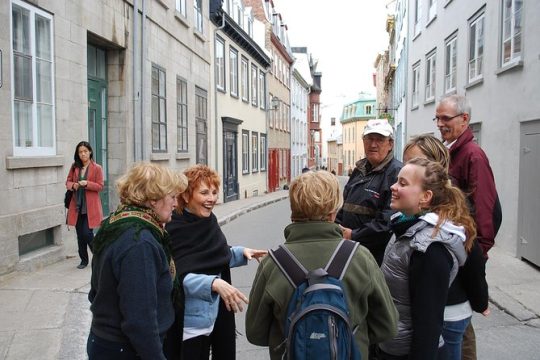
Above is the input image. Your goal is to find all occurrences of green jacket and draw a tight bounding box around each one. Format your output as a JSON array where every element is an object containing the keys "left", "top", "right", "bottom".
[{"left": 246, "top": 221, "right": 398, "bottom": 360}]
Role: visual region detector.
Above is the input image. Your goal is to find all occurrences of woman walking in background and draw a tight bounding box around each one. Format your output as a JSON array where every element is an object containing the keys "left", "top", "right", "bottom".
[{"left": 66, "top": 141, "right": 104, "bottom": 269}]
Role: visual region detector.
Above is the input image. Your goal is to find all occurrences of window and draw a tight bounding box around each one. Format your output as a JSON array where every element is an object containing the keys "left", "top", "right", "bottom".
[
  {"left": 194, "top": 0, "right": 203, "bottom": 33},
  {"left": 412, "top": 62, "right": 420, "bottom": 108},
  {"left": 11, "top": 0, "right": 56, "bottom": 156},
  {"left": 251, "top": 64, "right": 258, "bottom": 106},
  {"left": 414, "top": 0, "right": 422, "bottom": 36},
  {"left": 365, "top": 104, "right": 372, "bottom": 115},
  {"left": 215, "top": 37, "right": 225, "bottom": 91},
  {"left": 195, "top": 87, "right": 207, "bottom": 165},
  {"left": 312, "top": 103, "right": 319, "bottom": 123},
  {"left": 152, "top": 64, "right": 167, "bottom": 152},
  {"left": 241, "top": 57, "right": 249, "bottom": 102},
  {"left": 445, "top": 35, "right": 457, "bottom": 93},
  {"left": 259, "top": 70, "right": 265, "bottom": 109},
  {"left": 176, "top": 0, "right": 186, "bottom": 16},
  {"left": 501, "top": 0, "right": 522, "bottom": 66},
  {"left": 425, "top": 51, "right": 436, "bottom": 102},
  {"left": 251, "top": 132, "right": 258, "bottom": 172},
  {"left": 176, "top": 77, "right": 188, "bottom": 152},
  {"left": 469, "top": 12, "right": 485, "bottom": 82},
  {"left": 229, "top": 47, "right": 238, "bottom": 97},
  {"left": 428, "top": 0, "right": 437, "bottom": 23},
  {"left": 242, "top": 130, "right": 249, "bottom": 174},
  {"left": 259, "top": 134, "right": 267, "bottom": 171}
]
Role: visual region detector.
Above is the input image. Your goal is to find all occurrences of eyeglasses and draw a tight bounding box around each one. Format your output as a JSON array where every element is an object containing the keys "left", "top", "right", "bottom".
[{"left": 433, "top": 113, "right": 463, "bottom": 122}]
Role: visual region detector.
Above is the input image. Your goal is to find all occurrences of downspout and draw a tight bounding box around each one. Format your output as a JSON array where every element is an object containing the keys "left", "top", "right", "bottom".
[
  {"left": 141, "top": 0, "right": 147, "bottom": 160},
  {"left": 133, "top": 0, "right": 141, "bottom": 161},
  {"left": 213, "top": 13, "right": 226, "bottom": 172}
]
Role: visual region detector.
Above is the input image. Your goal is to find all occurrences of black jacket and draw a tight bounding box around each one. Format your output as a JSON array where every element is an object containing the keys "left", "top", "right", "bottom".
[{"left": 336, "top": 153, "right": 402, "bottom": 265}]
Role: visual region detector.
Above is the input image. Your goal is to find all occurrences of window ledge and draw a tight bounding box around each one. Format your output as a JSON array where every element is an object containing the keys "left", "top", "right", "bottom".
[
  {"left": 194, "top": 30, "right": 207, "bottom": 42},
  {"left": 465, "top": 77, "right": 484, "bottom": 90},
  {"left": 175, "top": 152, "right": 190, "bottom": 160},
  {"left": 424, "top": 98, "right": 435, "bottom": 105},
  {"left": 156, "top": 0, "right": 169, "bottom": 10},
  {"left": 150, "top": 153, "right": 170, "bottom": 161},
  {"left": 411, "top": 105, "right": 419, "bottom": 111},
  {"left": 496, "top": 60, "right": 523, "bottom": 76},
  {"left": 426, "top": 14, "right": 437, "bottom": 27},
  {"left": 6, "top": 155, "right": 64, "bottom": 169},
  {"left": 413, "top": 30, "right": 422, "bottom": 41},
  {"left": 444, "top": 88, "right": 457, "bottom": 96},
  {"left": 174, "top": 12, "right": 189, "bottom": 28}
]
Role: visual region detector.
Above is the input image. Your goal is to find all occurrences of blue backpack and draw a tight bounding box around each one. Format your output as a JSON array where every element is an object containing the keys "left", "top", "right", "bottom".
[{"left": 269, "top": 239, "right": 362, "bottom": 360}]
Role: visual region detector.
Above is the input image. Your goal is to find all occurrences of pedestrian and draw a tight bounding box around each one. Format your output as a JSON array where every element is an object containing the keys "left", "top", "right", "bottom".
[
  {"left": 65, "top": 141, "right": 104, "bottom": 269},
  {"left": 246, "top": 170, "right": 398, "bottom": 360},
  {"left": 378, "top": 158, "right": 472, "bottom": 359},
  {"left": 301, "top": 166, "right": 310, "bottom": 173},
  {"left": 403, "top": 134, "right": 490, "bottom": 359},
  {"left": 164, "top": 164, "right": 267, "bottom": 360},
  {"left": 435, "top": 94, "right": 501, "bottom": 359},
  {"left": 336, "top": 119, "right": 402, "bottom": 265},
  {"left": 87, "top": 162, "right": 187, "bottom": 360}
]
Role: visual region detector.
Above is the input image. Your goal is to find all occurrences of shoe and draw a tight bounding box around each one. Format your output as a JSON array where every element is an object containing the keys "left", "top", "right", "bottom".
[{"left": 77, "top": 263, "right": 88, "bottom": 269}]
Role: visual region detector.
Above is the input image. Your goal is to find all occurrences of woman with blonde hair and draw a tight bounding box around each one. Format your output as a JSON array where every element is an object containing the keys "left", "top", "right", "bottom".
[
  {"left": 87, "top": 162, "right": 187, "bottom": 360},
  {"left": 403, "top": 134, "right": 450, "bottom": 171},
  {"left": 247, "top": 170, "right": 398, "bottom": 360}
]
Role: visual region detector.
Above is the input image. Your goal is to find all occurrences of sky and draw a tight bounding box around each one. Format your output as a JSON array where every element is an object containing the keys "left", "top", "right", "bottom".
[{"left": 275, "top": 0, "right": 391, "bottom": 123}]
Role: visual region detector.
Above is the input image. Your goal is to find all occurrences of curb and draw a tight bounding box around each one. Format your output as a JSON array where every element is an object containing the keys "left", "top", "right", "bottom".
[{"left": 217, "top": 195, "right": 289, "bottom": 227}]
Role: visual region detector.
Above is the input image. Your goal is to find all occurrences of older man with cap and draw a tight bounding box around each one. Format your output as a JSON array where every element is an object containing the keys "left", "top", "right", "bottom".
[{"left": 336, "top": 119, "right": 402, "bottom": 266}]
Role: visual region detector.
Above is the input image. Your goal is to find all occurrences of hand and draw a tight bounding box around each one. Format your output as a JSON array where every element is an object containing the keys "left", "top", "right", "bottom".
[
  {"left": 339, "top": 225, "right": 352, "bottom": 240},
  {"left": 243, "top": 248, "right": 268, "bottom": 262},
  {"left": 211, "top": 278, "right": 249, "bottom": 313},
  {"left": 72, "top": 183, "right": 80, "bottom": 190},
  {"left": 78, "top": 180, "right": 88, "bottom": 187},
  {"left": 482, "top": 307, "right": 491, "bottom": 316}
]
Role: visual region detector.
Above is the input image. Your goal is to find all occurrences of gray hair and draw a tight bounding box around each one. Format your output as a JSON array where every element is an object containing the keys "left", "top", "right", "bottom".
[{"left": 439, "top": 94, "right": 471, "bottom": 118}]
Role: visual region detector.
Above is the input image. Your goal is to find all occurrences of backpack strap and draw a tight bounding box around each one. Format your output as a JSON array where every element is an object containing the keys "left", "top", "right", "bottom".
[
  {"left": 269, "top": 245, "right": 308, "bottom": 288},
  {"left": 325, "top": 239, "right": 359, "bottom": 280}
]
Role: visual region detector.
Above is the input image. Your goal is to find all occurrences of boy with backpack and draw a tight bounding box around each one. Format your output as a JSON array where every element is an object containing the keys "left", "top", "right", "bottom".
[{"left": 246, "top": 171, "right": 398, "bottom": 359}]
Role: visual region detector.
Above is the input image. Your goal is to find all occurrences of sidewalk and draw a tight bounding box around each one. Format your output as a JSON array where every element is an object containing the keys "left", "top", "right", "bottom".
[{"left": 0, "top": 189, "right": 539, "bottom": 359}]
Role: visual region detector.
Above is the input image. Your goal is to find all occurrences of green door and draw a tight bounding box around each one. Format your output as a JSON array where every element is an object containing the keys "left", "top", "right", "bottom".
[{"left": 87, "top": 45, "right": 109, "bottom": 214}]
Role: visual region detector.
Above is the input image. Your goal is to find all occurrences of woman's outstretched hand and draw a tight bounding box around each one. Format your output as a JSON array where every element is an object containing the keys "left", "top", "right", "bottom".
[
  {"left": 243, "top": 248, "right": 268, "bottom": 262},
  {"left": 211, "top": 278, "right": 249, "bottom": 313}
]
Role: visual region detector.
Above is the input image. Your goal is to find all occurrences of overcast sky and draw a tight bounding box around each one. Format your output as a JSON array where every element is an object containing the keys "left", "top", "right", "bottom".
[{"left": 276, "top": 0, "right": 390, "bottom": 121}]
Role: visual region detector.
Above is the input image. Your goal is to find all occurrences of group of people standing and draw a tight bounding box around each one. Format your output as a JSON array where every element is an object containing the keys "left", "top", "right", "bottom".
[{"left": 64, "top": 93, "right": 499, "bottom": 359}]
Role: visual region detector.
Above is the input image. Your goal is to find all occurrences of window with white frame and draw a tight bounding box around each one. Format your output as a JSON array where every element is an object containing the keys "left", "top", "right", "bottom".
[
  {"left": 195, "top": 87, "right": 208, "bottom": 165},
  {"left": 425, "top": 51, "right": 436, "bottom": 102},
  {"left": 260, "top": 134, "right": 267, "bottom": 171},
  {"left": 412, "top": 62, "right": 420, "bottom": 108},
  {"left": 259, "top": 70, "right": 265, "bottom": 109},
  {"left": 11, "top": 0, "right": 56, "bottom": 156},
  {"left": 152, "top": 64, "right": 167, "bottom": 152},
  {"left": 469, "top": 11, "right": 485, "bottom": 82},
  {"left": 251, "top": 132, "right": 258, "bottom": 172},
  {"left": 501, "top": 0, "right": 523, "bottom": 66},
  {"left": 445, "top": 35, "right": 457, "bottom": 93},
  {"left": 312, "top": 103, "right": 319, "bottom": 122},
  {"left": 241, "top": 57, "right": 249, "bottom": 102},
  {"left": 176, "top": 77, "right": 188, "bottom": 152},
  {"left": 176, "top": 0, "right": 186, "bottom": 17},
  {"left": 428, "top": 0, "right": 437, "bottom": 23},
  {"left": 414, "top": 0, "right": 422, "bottom": 36},
  {"left": 242, "top": 130, "right": 249, "bottom": 174},
  {"left": 229, "top": 47, "right": 238, "bottom": 97},
  {"left": 215, "top": 37, "right": 225, "bottom": 91},
  {"left": 251, "top": 64, "right": 258, "bottom": 106},
  {"left": 365, "top": 104, "right": 372, "bottom": 115},
  {"left": 194, "top": 0, "right": 203, "bottom": 33}
]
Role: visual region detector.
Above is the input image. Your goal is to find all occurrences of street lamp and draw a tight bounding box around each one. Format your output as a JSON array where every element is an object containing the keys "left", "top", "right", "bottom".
[{"left": 271, "top": 96, "right": 281, "bottom": 110}]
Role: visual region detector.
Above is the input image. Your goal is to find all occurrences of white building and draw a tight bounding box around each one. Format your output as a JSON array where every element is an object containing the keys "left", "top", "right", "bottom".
[
  {"left": 290, "top": 50, "right": 310, "bottom": 178},
  {"left": 405, "top": 0, "right": 540, "bottom": 264}
]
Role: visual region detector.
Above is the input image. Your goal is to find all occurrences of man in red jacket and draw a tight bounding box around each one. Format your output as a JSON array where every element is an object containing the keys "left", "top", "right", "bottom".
[{"left": 434, "top": 94, "right": 501, "bottom": 360}]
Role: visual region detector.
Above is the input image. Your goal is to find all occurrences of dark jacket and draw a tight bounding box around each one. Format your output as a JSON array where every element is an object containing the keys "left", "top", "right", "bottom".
[
  {"left": 449, "top": 127, "right": 500, "bottom": 256},
  {"left": 89, "top": 227, "right": 174, "bottom": 360},
  {"left": 447, "top": 241, "right": 489, "bottom": 313},
  {"left": 336, "top": 153, "right": 402, "bottom": 265}
]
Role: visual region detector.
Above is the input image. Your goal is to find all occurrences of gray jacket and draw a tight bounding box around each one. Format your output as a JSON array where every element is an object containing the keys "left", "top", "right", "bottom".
[{"left": 379, "top": 214, "right": 467, "bottom": 356}]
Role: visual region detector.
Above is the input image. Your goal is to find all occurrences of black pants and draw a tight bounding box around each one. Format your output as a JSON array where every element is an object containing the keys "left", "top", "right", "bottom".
[
  {"left": 75, "top": 213, "right": 93, "bottom": 264},
  {"left": 87, "top": 331, "right": 140, "bottom": 360}
]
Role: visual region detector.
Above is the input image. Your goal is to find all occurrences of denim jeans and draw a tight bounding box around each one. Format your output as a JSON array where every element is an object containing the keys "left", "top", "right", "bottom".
[{"left": 442, "top": 316, "right": 472, "bottom": 360}]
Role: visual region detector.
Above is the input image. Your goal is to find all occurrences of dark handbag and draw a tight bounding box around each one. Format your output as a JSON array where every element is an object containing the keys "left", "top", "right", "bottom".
[{"left": 64, "top": 189, "right": 73, "bottom": 208}]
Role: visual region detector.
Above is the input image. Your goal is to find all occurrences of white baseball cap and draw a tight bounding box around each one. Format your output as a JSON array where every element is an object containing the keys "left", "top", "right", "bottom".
[{"left": 363, "top": 119, "right": 394, "bottom": 138}]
